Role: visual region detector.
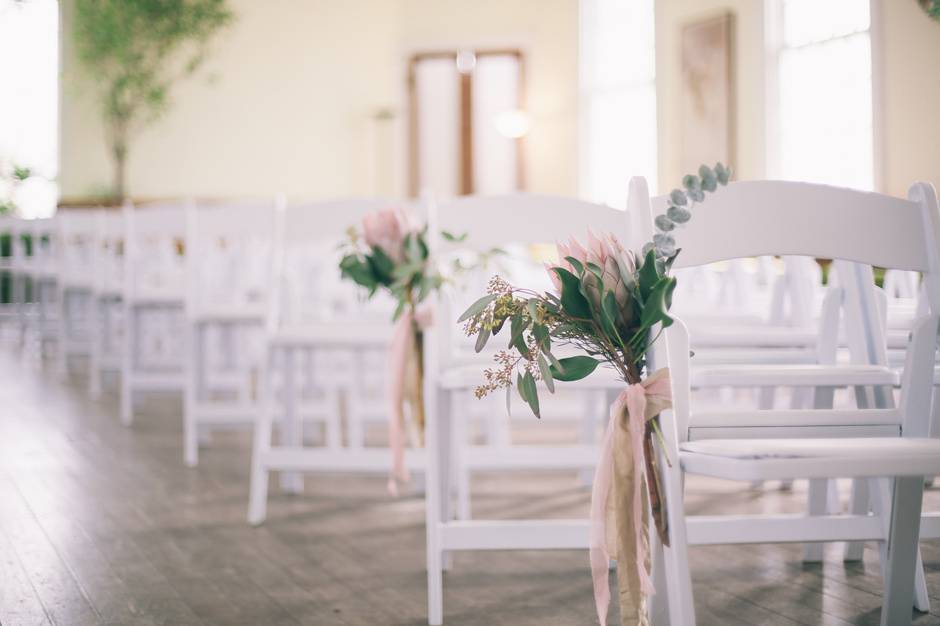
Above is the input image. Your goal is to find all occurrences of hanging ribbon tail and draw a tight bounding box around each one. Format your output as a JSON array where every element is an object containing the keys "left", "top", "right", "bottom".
[
  {"left": 590, "top": 412, "right": 617, "bottom": 626},
  {"left": 386, "top": 312, "right": 414, "bottom": 496},
  {"left": 589, "top": 368, "right": 672, "bottom": 626}
]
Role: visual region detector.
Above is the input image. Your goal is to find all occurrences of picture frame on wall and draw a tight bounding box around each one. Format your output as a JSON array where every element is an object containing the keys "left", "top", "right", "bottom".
[{"left": 680, "top": 12, "right": 735, "bottom": 174}]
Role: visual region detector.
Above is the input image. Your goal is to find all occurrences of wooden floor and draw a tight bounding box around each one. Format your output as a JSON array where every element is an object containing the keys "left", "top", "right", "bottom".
[{"left": 2, "top": 350, "right": 940, "bottom": 626}]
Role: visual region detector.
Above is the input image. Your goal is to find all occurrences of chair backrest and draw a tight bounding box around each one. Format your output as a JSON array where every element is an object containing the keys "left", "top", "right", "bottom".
[
  {"left": 123, "top": 201, "right": 188, "bottom": 302},
  {"left": 427, "top": 192, "right": 632, "bottom": 371},
  {"left": 91, "top": 210, "right": 124, "bottom": 293},
  {"left": 270, "top": 198, "right": 405, "bottom": 329},
  {"left": 56, "top": 209, "right": 100, "bottom": 287},
  {"left": 185, "top": 197, "right": 281, "bottom": 317},
  {"left": 14, "top": 216, "right": 57, "bottom": 273},
  {"left": 632, "top": 177, "right": 940, "bottom": 441}
]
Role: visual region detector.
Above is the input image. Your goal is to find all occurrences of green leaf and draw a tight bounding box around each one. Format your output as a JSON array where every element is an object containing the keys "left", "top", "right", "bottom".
[
  {"left": 527, "top": 298, "right": 539, "bottom": 323},
  {"left": 666, "top": 205, "right": 691, "bottom": 224},
  {"left": 457, "top": 294, "right": 497, "bottom": 322},
  {"left": 639, "top": 276, "right": 677, "bottom": 330},
  {"left": 549, "top": 356, "right": 600, "bottom": 382},
  {"left": 474, "top": 325, "right": 491, "bottom": 353},
  {"left": 509, "top": 314, "right": 530, "bottom": 358},
  {"left": 699, "top": 165, "right": 717, "bottom": 192},
  {"left": 532, "top": 323, "right": 550, "bottom": 351},
  {"left": 367, "top": 246, "right": 395, "bottom": 284},
  {"left": 585, "top": 262, "right": 604, "bottom": 282},
  {"left": 522, "top": 370, "right": 540, "bottom": 417},
  {"left": 441, "top": 230, "right": 468, "bottom": 242},
  {"left": 637, "top": 248, "right": 660, "bottom": 301},
  {"left": 564, "top": 256, "right": 585, "bottom": 276},
  {"left": 339, "top": 254, "right": 378, "bottom": 292},
  {"left": 682, "top": 174, "right": 700, "bottom": 191},
  {"left": 654, "top": 215, "right": 675, "bottom": 231},
  {"left": 537, "top": 354, "right": 555, "bottom": 393},
  {"left": 601, "top": 291, "right": 624, "bottom": 347},
  {"left": 714, "top": 162, "right": 731, "bottom": 185},
  {"left": 552, "top": 267, "right": 592, "bottom": 319},
  {"left": 669, "top": 189, "right": 687, "bottom": 206}
]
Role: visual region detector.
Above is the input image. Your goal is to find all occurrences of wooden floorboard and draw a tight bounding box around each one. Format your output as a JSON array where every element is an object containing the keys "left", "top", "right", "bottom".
[{"left": 1, "top": 349, "right": 940, "bottom": 625}]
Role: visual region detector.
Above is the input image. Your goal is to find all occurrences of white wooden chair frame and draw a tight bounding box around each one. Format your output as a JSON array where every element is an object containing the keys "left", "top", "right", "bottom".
[
  {"left": 247, "top": 198, "right": 406, "bottom": 525},
  {"left": 648, "top": 179, "right": 940, "bottom": 626},
  {"left": 423, "top": 193, "right": 633, "bottom": 625}
]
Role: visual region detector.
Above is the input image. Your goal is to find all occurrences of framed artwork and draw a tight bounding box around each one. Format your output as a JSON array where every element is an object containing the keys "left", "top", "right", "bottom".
[{"left": 680, "top": 12, "right": 735, "bottom": 175}]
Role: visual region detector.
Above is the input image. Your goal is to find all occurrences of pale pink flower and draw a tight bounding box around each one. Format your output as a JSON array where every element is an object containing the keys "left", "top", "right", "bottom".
[
  {"left": 362, "top": 208, "right": 414, "bottom": 263},
  {"left": 546, "top": 232, "right": 636, "bottom": 314}
]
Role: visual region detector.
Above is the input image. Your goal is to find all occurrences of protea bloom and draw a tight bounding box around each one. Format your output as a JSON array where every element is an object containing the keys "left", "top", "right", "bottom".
[
  {"left": 362, "top": 208, "right": 414, "bottom": 263},
  {"left": 548, "top": 231, "right": 636, "bottom": 313}
]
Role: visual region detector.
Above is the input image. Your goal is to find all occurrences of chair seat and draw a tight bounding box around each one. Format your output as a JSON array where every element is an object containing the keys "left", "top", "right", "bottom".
[
  {"left": 688, "top": 324, "right": 818, "bottom": 349},
  {"left": 680, "top": 437, "right": 940, "bottom": 481},
  {"left": 269, "top": 321, "right": 391, "bottom": 347},
  {"left": 191, "top": 305, "right": 268, "bottom": 322},
  {"left": 691, "top": 363, "right": 899, "bottom": 388},
  {"left": 689, "top": 348, "right": 818, "bottom": 365}
]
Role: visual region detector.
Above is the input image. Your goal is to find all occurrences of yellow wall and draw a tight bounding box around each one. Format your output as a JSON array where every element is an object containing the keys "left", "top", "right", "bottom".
[
  {"left": 655, "top": 0, "right": 940, "bottom": 197},
  {"left": 58, "top": 0, "right": 579, "bottom": 201},
  {"left": 880, "top": 0, "right": 940, "bottom": 197}
]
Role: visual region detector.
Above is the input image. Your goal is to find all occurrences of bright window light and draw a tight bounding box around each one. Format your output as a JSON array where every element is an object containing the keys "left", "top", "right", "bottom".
[
  {"left": 579, "top": 0, "right": 658, "bottom": 206},
  {"left": 0, "top": 0, "right": 59, "bottom": 217},
  {"left": 772, "top": 0, "right": 873, "bottom": 190}
]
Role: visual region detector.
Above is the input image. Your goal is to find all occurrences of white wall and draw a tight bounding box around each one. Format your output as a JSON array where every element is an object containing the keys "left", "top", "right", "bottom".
[
  {"left": 58, "top": 0, "right": 579, "bottom": 202},
  {"left": 654, "top": 0, "right": 940, "bottom": 197}
]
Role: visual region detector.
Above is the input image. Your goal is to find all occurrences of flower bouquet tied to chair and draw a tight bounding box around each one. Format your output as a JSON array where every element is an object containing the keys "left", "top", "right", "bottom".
[{"left": 458, "top": 163, "right": 731, "bottom": 625}]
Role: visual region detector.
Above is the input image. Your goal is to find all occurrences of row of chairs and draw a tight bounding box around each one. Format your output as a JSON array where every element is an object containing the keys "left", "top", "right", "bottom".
[
  {"left": 2, "top": 179, "right": 937, "bottom": 625},
  {"left": 419, "top": 179, "right": 940, "bottom": 626}
]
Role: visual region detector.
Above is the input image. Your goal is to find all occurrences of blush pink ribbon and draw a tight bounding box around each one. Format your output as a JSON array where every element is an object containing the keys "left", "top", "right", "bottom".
[
  {"left": 387, "top": 307, "right": 432, "bottom": 496},
  {"left": 590, "top": 368, "right": 672, "bottom": 626}
]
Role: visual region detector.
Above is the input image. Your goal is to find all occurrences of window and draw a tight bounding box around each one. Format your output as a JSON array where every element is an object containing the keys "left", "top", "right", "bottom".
[
  {"left": 0, "top": 0, "right": 59, "bottom": 217},
  {"left": 579, "top": 0, "right": 658, "bottom": 206},
  {"left": 767, "top": 0, "right": 874, "bottom": 190}
]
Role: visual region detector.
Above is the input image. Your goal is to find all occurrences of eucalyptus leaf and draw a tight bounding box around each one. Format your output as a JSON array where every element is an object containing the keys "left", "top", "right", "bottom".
[
  {"left": 457, "top": 294, "right": 497, "bottom": 322},
  {"left": 669, "top": 189, "right": 687, "bottom": 206},
  {"left": 682, "top": 174, "right": 700, "bottom": 191},
  {"left": 522, "top": 370, "right": 540, "bottom": 417},
  {"left": 537, "top": 354, "right": 555, "bottom": 393},
  {"left": 666, "top": 205, "right": 691, "bottom": 224},
  {"left": 549, "top": 355, "right": 600, "bottom": 382},
  {"left": 654, "top": 215, "right": 675, "bottom": 232},
  {"left": 474, "top": 325, "right": 491, "bottom": 353}
]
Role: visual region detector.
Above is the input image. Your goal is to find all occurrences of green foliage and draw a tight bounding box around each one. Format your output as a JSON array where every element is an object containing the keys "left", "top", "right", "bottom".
[
  {"left": 646, "top": 162, "right": 731, "bottom": 259},
  {"left": 73, "top": 0, "right": 234, "bottom": 199},
  {"left": 460, "top": 163, "right": 732, "bottom": 419}
]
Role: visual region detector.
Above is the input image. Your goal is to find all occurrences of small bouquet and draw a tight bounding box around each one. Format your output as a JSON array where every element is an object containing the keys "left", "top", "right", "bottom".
[
  {"left": 458, "top": 164, "right": 730, "bottom": 625},
  {"left": 339, "top": 207, "right": 440, "bottom": 493}
]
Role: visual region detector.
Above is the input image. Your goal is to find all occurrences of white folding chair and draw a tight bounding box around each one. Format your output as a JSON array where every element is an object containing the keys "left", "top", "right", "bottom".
[
  {"left": 12, "top": 216, "right": 57, "bottom": 352},
  {"left": 120, "top": 202, "right": 187, "bottom": 425},
  {"left": 423, "top": 193, "right": 632, "bottom": 625},
  {"left": 247, "top": 198, "right": 401, "bottom": 525},
  {"left": 88, "top": 210, "right": 125, "bottom": 397},
  {"left": 54, "top": 210, "right": 98, "bottom": 377},
  {"left": 640, "top": 179, "right": 940, "bottom": 626},
  {"left": 181, "top": 198, "right": 280, "bottom": 466}
]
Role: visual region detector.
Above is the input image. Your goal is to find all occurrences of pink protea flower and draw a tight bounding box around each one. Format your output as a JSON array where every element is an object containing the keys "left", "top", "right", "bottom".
[
  {"left": 547, "top": 231, "right": 636, "bottom": 313},
  {"left": 362, "top": 208, "right": 413, "bottom": 263}
]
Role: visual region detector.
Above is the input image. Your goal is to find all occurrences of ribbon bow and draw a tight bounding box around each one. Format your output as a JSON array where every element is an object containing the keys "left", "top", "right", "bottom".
[
  {"left": 590, "top": 368, "right": 672, "bottom": 626},
  {"left": 387, "top": 307, "right": 433, "bottom": 496}
]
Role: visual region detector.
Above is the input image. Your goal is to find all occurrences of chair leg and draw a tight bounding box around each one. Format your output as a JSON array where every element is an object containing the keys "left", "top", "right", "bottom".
[
  {"left": 843, "top": 479, "right": 869, "bottom": 561},
  {"left": 881, "top": 476, "right": 925, "bottom": 626},
  {"left": 88, "top": 296, "right": 102, "bottom": 398},
  {"left": 802, "top": 478, "right": 829, "bottom": 562},
  {"left": 324, "top": 387, "right": 342, "bottom": 451},
  {"left": 649, "top": 531, "right": 671, "bottom": 626},
  {"left": 183, "top": 322, "right": 201, "bottom": 467},
  {"left": 280, "top": 347, "right": 303, "bottom": 494},
  {"left": 872, "top": 478, "right": 930, "bottom": 613},
  {"left": 248, "top": 347, "right": 275, "bottom": 526},
  {"left": 119, "top": 304, "right": 134, "bottom": 426},
  {"left": 662, "top": 478, "right": 695, "bottom": 625},
  {"left": 426, "top": 387, "right": 447, "bottom": 626}
]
